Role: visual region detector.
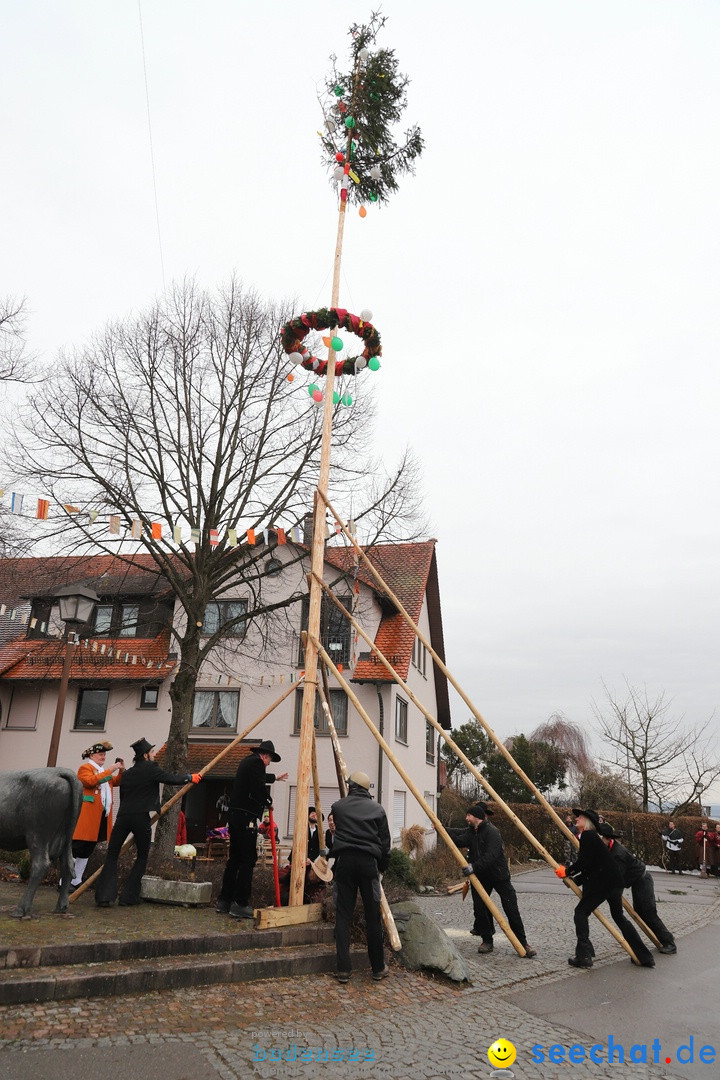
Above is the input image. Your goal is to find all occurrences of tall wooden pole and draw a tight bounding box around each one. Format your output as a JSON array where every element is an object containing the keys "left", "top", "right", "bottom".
[{"left": 289, "top": 147, "right": 351, "bottom": 905}]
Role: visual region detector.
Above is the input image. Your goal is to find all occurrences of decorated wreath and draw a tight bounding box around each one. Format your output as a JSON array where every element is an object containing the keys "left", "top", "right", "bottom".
[{"left": 280, "top": 307, "right": 381, "bottom": 377}]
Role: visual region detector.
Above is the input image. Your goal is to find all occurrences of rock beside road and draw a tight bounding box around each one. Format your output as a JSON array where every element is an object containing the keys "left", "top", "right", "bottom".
[{"left": 390, "top": 899, "right": 470, "bottom": 983}]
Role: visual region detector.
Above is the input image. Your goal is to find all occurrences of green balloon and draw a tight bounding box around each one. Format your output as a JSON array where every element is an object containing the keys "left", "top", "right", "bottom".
[
  {"left": 345, "top": 115, "right": 355, "bottom": 128},
  {"left": 333, "top": 391, "right": 341, "bottom": 404},
  {"left": 342, "top": 393, "right": 353, "bottom": 406},
  {"left": 369, "top": 191, "right": 378, "bottom": 202},
  {"left": 334, "top": 85, "right": 345, "bottom": 97},
  {"left": 368, "top": 357, "right": 380, "bottom": 371},
  {"left": 308, "top": 383, "right": 318, "bottom": 396},
  {"left": 331, "top": 335, "right": 343, "bottom": 352}
]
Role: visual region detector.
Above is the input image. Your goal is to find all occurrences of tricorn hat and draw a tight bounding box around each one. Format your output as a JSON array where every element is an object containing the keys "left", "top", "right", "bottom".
[
  {"left": 253, "top": 739, "right": 281, "bottom": 762},
  {"left": 573, "top": 807, "right": 601, "bottom": 829},
  {"left": 82, "top": 740, "right": 113, "bottom": 759},
  {"left": 131, "top": 737, "right": 155, "bottom": 757}
]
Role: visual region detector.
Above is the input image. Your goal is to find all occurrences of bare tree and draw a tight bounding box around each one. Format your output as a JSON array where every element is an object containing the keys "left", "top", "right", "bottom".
[
  {"left": 593, "top": 680, "right": 720, "bottom": 813},
  {"left": 530, "top": 713, "right": 593, "bottom": 787},
  {"left": 7, "top": 279, "right": 427, "bottom": 850},
  {"left": 0, "top": 297, "right": 34, "bottom": 383}
]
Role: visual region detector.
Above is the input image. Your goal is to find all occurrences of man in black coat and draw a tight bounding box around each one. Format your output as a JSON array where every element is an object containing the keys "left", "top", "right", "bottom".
[
  {"left": 330, "top": 770, "right": 391, "bottom": 983},
  {"left": 448, "top": 803, "right": 536, "bottom": 957},
  {"left": 95, "top": 737, "right": 201, "bottom": 907},
  {"left": 556, "top": 808, "right": 655, "bottom": 968},
  {"left": 216, "top": 740, "right": 287, "bottom": 919},
  {"left": 597, "top": 822, "right": 676, "bottom": 954}
]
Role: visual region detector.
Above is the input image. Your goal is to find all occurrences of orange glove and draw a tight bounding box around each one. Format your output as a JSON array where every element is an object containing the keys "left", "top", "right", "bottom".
[
  {"left": 555, "top": 866, "right": 567, "bottom": 879},
  {"left": 191, "top": 773, "right": 202, "bottom": 784}
]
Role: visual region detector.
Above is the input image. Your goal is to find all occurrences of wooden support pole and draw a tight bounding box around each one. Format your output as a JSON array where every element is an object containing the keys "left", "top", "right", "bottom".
[
  {"left": 311, "top": 574, "right": 645, "bottom": 960},
  {"left": 310, "top": 633, "right": 526, "bottom": 957},
  {"left": 70, "top": 680, "right": 302, "bottom": 903},
  {"left": 316, "top": 495, "right": 658, "bottom": 949}
]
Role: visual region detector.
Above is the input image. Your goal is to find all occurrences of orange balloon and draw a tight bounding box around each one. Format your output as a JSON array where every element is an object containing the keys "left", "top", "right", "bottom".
[
  {"left": 359, "top": 205, "right": 367, "bottom": 218},
  {"left": 322, "top": 336, "right": 332, "bottom": 347},
  {"left": 287, "top": 373, "right": 294, "bottom": 382}
]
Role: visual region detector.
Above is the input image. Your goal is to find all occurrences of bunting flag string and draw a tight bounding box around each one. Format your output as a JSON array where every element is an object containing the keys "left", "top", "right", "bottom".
[{"left": 0, "top": 487, "right": 334, "bottom": 550}]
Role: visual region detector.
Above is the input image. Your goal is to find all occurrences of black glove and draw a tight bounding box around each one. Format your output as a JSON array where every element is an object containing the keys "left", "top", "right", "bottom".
[
  {"left": 461, "top": 864, "right": 473, "bottom": 877},
  {"left": 265, "top": 795, "right": 273, "bottom": 809},
  {"left": 319, "top": 847, "right": 329, "bottom": 859}
]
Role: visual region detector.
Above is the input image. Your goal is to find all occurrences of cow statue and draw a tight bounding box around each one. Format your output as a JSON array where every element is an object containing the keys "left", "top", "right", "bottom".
[{"left": 0, "top": 768, "right": 83, "bottom": 918}]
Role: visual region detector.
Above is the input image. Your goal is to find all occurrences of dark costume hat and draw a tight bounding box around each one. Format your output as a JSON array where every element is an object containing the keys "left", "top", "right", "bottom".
[
  {"left": 82, "top": 740, "right": 113, "bottom": 759},
  {"left": 597, "top": 821, "right": 623, "bottom": 839},
  {"left": 573, "top": 808, "right": 601, "bottom": 828},
  {"left": 131, "top": 737, "right": 155, "bottom": 758},
  {"left": 466, "top": 801, "right": 494, "bottom": 819},
  {"left": 253, "top": 740, "right": 281, "bottom": 762}
]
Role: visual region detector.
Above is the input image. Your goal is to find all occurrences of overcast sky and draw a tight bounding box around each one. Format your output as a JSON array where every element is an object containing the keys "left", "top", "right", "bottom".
[{"left": 3, "top": 2, "right": 719, "bottom": 801}]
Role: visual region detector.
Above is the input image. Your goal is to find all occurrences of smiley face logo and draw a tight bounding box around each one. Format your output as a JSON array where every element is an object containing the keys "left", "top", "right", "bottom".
[{"left": 487, "top": 1038, "right": 517, "bottom": 1069}]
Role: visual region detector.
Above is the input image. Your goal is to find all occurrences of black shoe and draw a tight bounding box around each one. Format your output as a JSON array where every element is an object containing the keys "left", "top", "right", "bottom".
[
  {"left": 229, "top": 902, "right": 254, "bottom": 919},
  {"left": 333, "top": 971, "right": 352, "bottom": 984},
  {"left": 469, "top": 929, "right": 482, "bottom": 936},
  {"left": 568, "top": 956, "right": 592, "bottom": 968},
  {"left": 522, "top": 945, "right": 537, "bottom": 958},
  {"left": 658, "top": 944, "right": 677, "bottom": 955},
  {"left": 372, "top": 966, "right": 390, "bottom": 981},
  {"left": 215, "top": 898, "right": 230, "bottom": 914},
  {"left": 477, "top": 941, "right": 494, "bottom": 954}
]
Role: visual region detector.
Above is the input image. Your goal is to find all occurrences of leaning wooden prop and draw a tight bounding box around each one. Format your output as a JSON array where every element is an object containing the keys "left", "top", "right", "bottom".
[{"left": 0, "top": 767, "right": 82, "bottom": 918}]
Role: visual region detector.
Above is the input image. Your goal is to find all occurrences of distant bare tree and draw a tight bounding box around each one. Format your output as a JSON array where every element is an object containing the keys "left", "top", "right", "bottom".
[
  {"left": 530, "top": 713, "right": 593, "bottom": 786},
  {"left": 593, "top": 681, "right": 720, "bottom": 813},
  {"left": 7, "top": 279, "right": 427, "bottom": 853},
  {"left": 573, "top": 766, "right": 641, "bottom": 812},
  {"left": 0, "top": 297, "right": 34, "bottom": 383}
]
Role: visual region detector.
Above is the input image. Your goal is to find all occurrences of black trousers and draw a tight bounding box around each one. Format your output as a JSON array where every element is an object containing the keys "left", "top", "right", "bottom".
[
  {"left": 333, "top": 851, "right": 384, "bottom": 974},
  {"left": 574, "top": 886, "right": 654, "bottom": 963},
  {"left": 95, "top": 811, "right": 151, "bottom": 905},
  {"left": 631, "top": 873, "right": 674, "bottom": 947},
  {"left": 219, "top": 811, "right": 258, "bottom": 907},
  {"left": 472, "top": 876, "right": 529, "bottom": 946}
]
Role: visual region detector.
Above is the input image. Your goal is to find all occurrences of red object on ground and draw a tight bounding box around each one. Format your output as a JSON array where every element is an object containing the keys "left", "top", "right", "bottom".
[{"left": 268, "top": 806, "right": 281, "bottom": 907}]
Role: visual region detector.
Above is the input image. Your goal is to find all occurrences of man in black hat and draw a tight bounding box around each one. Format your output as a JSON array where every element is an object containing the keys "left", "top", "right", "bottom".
[
  {"left": 216, "top": 740, "right": 287, "bottom": 919},
  {"left": 448, "top": 802, "right": 536, "bottom": 958},
  {"left": 555, "top": 809, "right": 655, "bottom": 968},
  {"left": 597, "top": 822, "right": 676, "bottom": 954},
  {"left": 95, "top": 737, "right": 201, "bottom": 907}
]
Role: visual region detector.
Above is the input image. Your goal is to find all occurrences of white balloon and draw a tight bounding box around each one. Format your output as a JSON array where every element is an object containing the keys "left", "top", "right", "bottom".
[
  {"left": 360, "top": 309, "right": 373, "bottom": 322},
  {"left": 358, "top": 47, "right": 369, "bottom": 60},
  {"left": 333, "top": 166, "right": 345, "bottom": 180},
  {"left": 288, "top": 352, "right": 303, "bottom": 366},
  {"left": 369, "top": 165, "right": 382, "bottom": 179},
  {"left": 325, "top": 118, "right": 337, "bottom": 132},
  {"left": 355, "top": 356, "right": 367, "bottom": 371}
]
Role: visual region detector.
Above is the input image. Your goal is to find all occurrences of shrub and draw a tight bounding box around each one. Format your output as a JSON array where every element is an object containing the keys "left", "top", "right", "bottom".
[
  {"left": 384, "top": 848, "right": 417, "bottom": 889},
  {"left": 412, "top": 843, "right": 459, "bottom": 889}
]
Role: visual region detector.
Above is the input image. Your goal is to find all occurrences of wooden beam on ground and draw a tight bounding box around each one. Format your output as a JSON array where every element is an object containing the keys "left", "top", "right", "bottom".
[{"left": 255, "top": 903, "right": 324, "bottom": 929}]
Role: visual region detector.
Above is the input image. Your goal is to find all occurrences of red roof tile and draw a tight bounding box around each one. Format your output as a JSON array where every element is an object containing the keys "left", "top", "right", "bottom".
[
  {"left": 0, "top": 632, "right": 173, "bottom": 682},
  {"left": 155, "top": 741, "right": 256, "bottom": 777}
]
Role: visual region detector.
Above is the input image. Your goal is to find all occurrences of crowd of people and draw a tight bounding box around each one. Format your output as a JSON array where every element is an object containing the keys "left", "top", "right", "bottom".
[{"left": 60, "top": 734, "right": 717, "bottom": 982}]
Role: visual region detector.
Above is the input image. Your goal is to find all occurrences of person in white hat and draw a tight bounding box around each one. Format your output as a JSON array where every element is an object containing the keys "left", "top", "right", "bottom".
[{"left": 329, "top": 770, "right": 391, "bottom": 984}]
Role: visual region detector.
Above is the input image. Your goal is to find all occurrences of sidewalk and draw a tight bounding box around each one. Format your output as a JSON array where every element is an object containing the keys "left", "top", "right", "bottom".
[{"left": 1, "top": 868, "right": 718, "bottom": 1080}]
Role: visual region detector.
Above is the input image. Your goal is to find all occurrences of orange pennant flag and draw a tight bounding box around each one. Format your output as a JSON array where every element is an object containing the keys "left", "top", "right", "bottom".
[
  {"left": 246, "top": 529, "right": 256, "bottom": 545},
  {"left": 151, "top": 522, "right": 162, "bottom": 540},
  {"left": 36, "top": 499, "right": 49, "bottom": 520}
]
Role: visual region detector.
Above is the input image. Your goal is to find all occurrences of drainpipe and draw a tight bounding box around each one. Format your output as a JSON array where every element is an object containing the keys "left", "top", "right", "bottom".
[{"left": 375, "top": 682, "right": 384, "bottom": 808}]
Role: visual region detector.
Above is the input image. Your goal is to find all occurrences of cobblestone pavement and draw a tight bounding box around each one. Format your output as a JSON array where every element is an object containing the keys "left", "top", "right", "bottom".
[{"left": 1, "top": 869, "right": 718, "bottom": 1080}]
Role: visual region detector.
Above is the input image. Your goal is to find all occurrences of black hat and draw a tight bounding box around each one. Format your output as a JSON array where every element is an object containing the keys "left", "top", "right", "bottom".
[
  {"left": 308, "top": 806, "right": 325, "bottom": 820},
  {"left": 573, "top": 808, "right": 601, "bottom": 828},
  {"left": 597, "top": 821, "right": 623, "bottom": 839},
  {"left": 131, "top": 737, "right": 154, "bottom": 757},
  {"left": 466, "top": 802, "right": 494, "bottom": 819},
  {"left": 253, "top": 740, "right": 281, "bottom": 762}
]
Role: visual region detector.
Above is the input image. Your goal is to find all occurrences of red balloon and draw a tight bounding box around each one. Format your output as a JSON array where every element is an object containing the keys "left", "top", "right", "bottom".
[{"left": 335, "top": 151, "right": 344, "bottom": 163}]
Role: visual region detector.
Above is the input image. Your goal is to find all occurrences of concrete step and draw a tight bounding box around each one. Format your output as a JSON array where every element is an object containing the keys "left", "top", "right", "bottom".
[
  {"left": 0, "top": 922, "right": 335, "bottom": 970},
  {"left": 0, "top": 941, "right": 373, "bottom": 1005}
]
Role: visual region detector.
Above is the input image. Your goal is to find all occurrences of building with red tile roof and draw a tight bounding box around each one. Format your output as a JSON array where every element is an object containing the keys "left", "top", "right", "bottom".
[{"left": 0, "top": 538, "right": 451, "bottom": 848}]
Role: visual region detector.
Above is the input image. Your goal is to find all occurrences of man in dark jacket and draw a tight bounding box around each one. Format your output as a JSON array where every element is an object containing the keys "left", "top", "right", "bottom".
[
  {"left": 597, "top": 822, "right": 676, "bottom": 954},
  {"left": 216, "top": 740, "right": 287, "bottom": 919},
  {"left": 448, "top": 802, "right": 536, "bottom": 957},
  {"left": 95, "top": 737, "right": 201, "bottom": 907},
  {"left": 661, "top": 820, "right": 684, "bottom": 873},
  {"left": 330, "top": 770, "right": 391, "bottom": 983},
  {"left": 555, "top": 808, "right": 655, "bottom": 968}
]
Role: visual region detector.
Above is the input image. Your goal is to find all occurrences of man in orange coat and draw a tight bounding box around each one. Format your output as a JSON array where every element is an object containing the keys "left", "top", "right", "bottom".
[{"left": 69, "top": 741, "right": 124, "bottom": 889}]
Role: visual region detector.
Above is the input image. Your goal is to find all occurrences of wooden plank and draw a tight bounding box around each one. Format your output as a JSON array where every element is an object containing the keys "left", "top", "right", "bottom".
[{"left": 255, "top": 903, "right": 324, "bottom": 929}]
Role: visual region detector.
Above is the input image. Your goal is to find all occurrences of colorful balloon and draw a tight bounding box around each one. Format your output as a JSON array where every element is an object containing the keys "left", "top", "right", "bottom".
[
  {"left": 360, "top": 309, "right": 373, "bottom": 322},
  {"left": 312, "top": 388, "right": 323, "bottom": 403},
  {"left": 341, "top": 393, "right": 353, "bottom": 406},
  {"left": 355, "top": 356, "right": 367, "bottom": 371},
  {"left": 308, "top": 384, "right": 318, "bottom": 397},
  {"left": 333, "top": 166, "right": 345, "bottom": 180},
  {"left": 288, "top": 351, "right": 303, "bottom": 365},
  {"left": 345, "top": 116, "right": 355, "bottom": 128},
  {"left": 359, "top": 205, "right": 367, "bottom": 218},
  {"left": 369, "top": 191, "right": 378, "bottom": 202},
  {"left": 331, "top": 336, "right": 343, "bottom": 352},
  {"left": 368, "top": 357, "right": 380, "bottom": 371},
  {"left": 334, "top": 85, "right": 345, "bottom": 97},
  {"left": 335, "top": 151, "right": 344, "bottom": 163},
  {"left": 333, "top": 391, "right": 341, "bottom": 404}
]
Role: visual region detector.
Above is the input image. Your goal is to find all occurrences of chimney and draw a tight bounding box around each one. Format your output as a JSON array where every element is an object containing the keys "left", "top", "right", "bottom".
[{"left": 302, "top": 512, "right": 314, "bottom": 545}]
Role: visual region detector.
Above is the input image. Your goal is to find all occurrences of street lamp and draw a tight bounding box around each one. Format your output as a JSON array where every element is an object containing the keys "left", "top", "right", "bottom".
[{"left": 46, "top": 584, "right": 99, "bottom": 767}]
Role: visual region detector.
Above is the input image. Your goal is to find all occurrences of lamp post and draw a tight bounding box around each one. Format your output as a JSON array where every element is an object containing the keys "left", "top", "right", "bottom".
[{"left": 46, "top": 584, "right": 99, "bottom": 767}]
